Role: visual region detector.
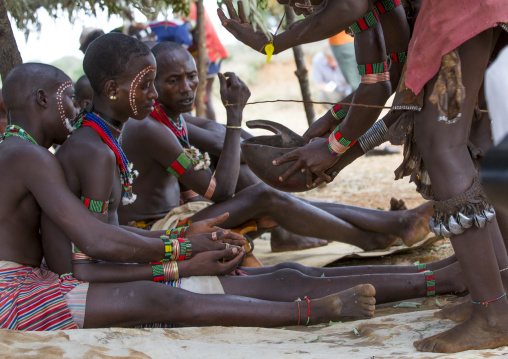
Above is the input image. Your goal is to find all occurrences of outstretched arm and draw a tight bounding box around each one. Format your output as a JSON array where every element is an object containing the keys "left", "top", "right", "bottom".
[
  {"left": 218, "top": 0, "right": 366, "bottom": 56},
  {"left": 72, "top": 234, "right": 246, "bottom": 283}
]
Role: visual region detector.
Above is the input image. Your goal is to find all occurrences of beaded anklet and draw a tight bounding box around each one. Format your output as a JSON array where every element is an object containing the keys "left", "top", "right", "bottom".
[
  {"left": 166, "top": 226, "right": 188, "bottom": 239},
  {"left": 330, "top": 104, "right": 347, "bottom": 122},
  {"left": 204, "top": 176, "right": 217, "bottom": 200},
  {"left": 167, "top": 153, "right": 192, "bottom": 178},
  {"left": 327, "top": 125, "right": 356, "bottom": 156},
  {"left": 424, "top": 270, "right": 436, "bottom": 296},
  {"left": 81, "top": 196, "right": 109, "bottom": 214},
  {"left": 347, "top": 9, "right": 380, "bottom": 35},
  {"left": 375, "top": 0, "right": 401, "bottom": 15},
  {"left": 471, "top": 293, "right": 506, "bottom": 307},
  {"left": 304, "top": 297, "right": 311, "bottom": 325},
  {"left": 296, "top": 300, "right": 301, "bottom": 326},
  {"left": 416, "top": 263, "right": 427, "bottom": 273},
  {"left": 389, "top": 52, "right": 407, "bottom": 63},
  {"left": 500, "top": 268, "right": 508, "bottom": 273}
]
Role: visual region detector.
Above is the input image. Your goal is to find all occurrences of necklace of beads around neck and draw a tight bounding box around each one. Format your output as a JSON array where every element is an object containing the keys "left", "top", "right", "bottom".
[
  {"left": 93, "top": 109, "right": 122, "bottom": 134},
  {"left": 75, "top": 111, "right": 137, "bottom": 204},
  {"left": 1, "top": 125, "right": 38, "bottom": 145}
]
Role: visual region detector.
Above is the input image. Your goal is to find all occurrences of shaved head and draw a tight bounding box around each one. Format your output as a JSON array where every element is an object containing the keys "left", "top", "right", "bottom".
[
  {"left": 2, "top": 63, "right": 70, "bottom": 111},
  {"left": 75, "top": 75, "right": 93, "bottom": 109},
  {"left": 151, "top": 41, "right": 192, "bottom": 63}
]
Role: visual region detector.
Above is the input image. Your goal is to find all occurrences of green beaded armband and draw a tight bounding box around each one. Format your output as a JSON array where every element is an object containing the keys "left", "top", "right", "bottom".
[
  {"left": 178, "top": 238, "right": 192, "bottom": 260},
  {"left": 151, "top": 262, "right": 164, "bottom": 282},
  {"left": 166, "top": 153, "right": 191, "bottom": 178},
  {"left": 81, "top": 196, "right": 109, "bottom": 214}
]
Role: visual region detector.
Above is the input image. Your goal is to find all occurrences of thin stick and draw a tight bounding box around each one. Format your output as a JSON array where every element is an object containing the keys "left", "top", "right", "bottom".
[{"left": 223, "top": 99, "right": 489, "bottom": 113}]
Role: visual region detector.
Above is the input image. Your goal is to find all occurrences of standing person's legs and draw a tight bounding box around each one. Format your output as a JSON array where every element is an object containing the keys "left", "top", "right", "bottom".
[
  {"left": 412, "top": 29, "right": 508, "bottom": 353},
  {"left": 82, "top": 281, "right": 375, "bottom": 328},
  {"left": 331, "top": 42, "right": 361, "bottom": 90}
]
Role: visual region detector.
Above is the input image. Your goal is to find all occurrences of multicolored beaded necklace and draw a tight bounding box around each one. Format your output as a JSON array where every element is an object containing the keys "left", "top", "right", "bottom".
[
  {"left": 0, "top": 125, "right": 38, "bottom": 145},
  {"left": 75, "top": 111, "right": 138, "bottom": 204},
  {"left": 150, "top": 101, "right": 189, "bottom": 147},
  {"left": 150, "top": 101, "right": 210, "bottom": 170}
]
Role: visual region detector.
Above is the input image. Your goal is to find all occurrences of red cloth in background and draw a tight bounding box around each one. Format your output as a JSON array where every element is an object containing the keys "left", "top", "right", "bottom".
[
  {"left": 189, "top": 3, "right": 229, "bottom": 63},
  {"left": 406, "top": 0, "right": 508, "bottom": 95}
]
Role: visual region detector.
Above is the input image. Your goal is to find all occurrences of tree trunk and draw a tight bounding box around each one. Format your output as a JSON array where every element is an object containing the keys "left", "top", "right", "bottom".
[
  {"left": 195, "top": 0, "right": 207, "bottom": 118},
  {"left": 0, "top": 0, "right": 22, "bottom": 82},
  {"left": 284, "top": 6, "right": 315, "bottom": 126}
]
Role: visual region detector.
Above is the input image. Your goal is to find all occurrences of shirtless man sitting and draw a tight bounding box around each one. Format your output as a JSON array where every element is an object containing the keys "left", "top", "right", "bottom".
[
  {"left": 118, "top": 41, "right": 434, "bottom": 255},
  {"left": 0, "top": 61, "right": 378, "bottom": 330},
  {"left": 32, "top": 34, "right": 380, "bottom": 328},
  {"left": 40, "top": 33, "right": 465, "bottom": 312}
]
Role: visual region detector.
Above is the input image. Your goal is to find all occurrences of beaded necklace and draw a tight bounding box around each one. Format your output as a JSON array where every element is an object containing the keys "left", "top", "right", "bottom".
[
  {"left": 150, "top": 101, "right": 189, "bottom": 147},
  {"left": 149, "top": 101, "right": 210, "bottom": 170},
  {"left": 0, "top": 125, "right": 38, "bottom": 145},
  {"left": 75, "top": 112, "right": 138, "bottom": 204},
  {"left": 95, "top": 110, "right": 122, "bottom": 134}
]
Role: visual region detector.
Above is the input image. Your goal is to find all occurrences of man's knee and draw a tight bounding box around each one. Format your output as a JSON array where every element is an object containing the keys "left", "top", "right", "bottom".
[
  {"left": 249, "top": 182, "right": 284, "bottom": 207},
  {"left": 274, "top": 262, "right": 307, "bottom": 272},
  {"left": 270, "top": 268, "right": 305, "bottom": 281}
]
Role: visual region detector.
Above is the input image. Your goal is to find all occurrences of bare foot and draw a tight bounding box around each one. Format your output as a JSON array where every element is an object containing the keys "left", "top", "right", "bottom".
[
  {"left": 310, "top": 284, "right": 376, "bottom": 324},
  {"left": 361, "top": 201, "right": 433, "bottom": 251},
  {"left": 435, "top": 262, "right": 468, "bottom": 296},
  {"left": 270, "top": 227, "right": 328, "bottom": 252},
  {"left": 399, "top": 201, "right": 435, "bottom": 247},
  {"left": 434, "top": 295, "right": 472, "bottom": 323},
  {"left": 390, "top": 197, "right": 408, "bottom": 211},
  {"left": 415, "top": 304, "right": 508, "bottom": 353}
]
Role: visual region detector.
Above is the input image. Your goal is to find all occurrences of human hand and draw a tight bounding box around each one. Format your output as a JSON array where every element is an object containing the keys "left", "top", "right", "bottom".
[
  {"left": 218, "top": 1, "right": 271, "bottom": 54},
  {"left": 188, "top": 230, "right": 247, "bottom": 256},
  {"left": 186, "top": 212, "right": 230, "bottom": 237},
  {"left": 310, "top": 143, "right": 365, "bottom": 187},
  {"left": 219, "top": 72, "right": 251, "bottom": 122},
  {"left": 179, "top": 246, "right": 246, "bottom": 276},
  {"left": 272, "top": 137, "right": 338, "bottom": 186},
  {"left": 302, "top": 115, "right": 337, "bottom": 143}
]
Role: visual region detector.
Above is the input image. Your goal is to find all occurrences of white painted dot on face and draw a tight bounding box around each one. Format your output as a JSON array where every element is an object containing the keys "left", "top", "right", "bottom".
[
  {"left": 129, "top": 65, "right": 156, "bottom": 116},
  {"left": 56, "top": 81, "right": 75, "bottom": 133}
]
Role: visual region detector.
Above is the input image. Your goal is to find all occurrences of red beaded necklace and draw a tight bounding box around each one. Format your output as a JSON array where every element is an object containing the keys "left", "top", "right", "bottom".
[{"left": 150, "top": 101, "right": 190, "bottom": 147}]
